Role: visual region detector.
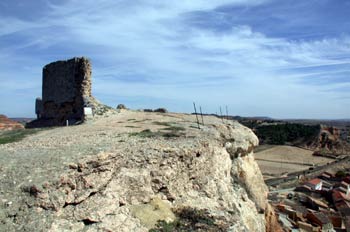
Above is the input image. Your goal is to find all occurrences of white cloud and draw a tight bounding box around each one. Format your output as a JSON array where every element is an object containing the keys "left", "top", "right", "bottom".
[
  {"left": 0, "top": 0, "right": 349, "bottom": 118},
  {"left": 0, "top": 17, "right": 31, "bottom": 36}
]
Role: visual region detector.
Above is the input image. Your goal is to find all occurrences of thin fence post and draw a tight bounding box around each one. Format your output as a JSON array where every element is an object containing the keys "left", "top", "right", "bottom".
[
  {"left": 220, "top": 107, "right": 224, "bottom": 123},
  {"left": 193, "top": 102, "right": 200, "bottom": 129},
  {"left": 200, "top": 106, "right": 204, "bottom": 125},
  {"left": 226, "top": 105, "right": 229, "bottom": 120}
]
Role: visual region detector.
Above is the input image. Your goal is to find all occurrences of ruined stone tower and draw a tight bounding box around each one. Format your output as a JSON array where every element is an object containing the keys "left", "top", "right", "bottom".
[
  {"left": 29, "top": 57, "right": 94, "bottom": 127},
  {"left": 27, "top": 57, "right": 116, "bottom": 128}
]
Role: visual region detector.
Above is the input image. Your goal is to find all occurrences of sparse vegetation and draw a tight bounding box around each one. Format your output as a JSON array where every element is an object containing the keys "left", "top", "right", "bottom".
[
  {"left": 153, "top": 121, "right": 173, "bottom": 126},
  {"left": 153, "top": 121, "right": 185, "bottom": 131},
  {"left": 255, "top": 123, "right": 320, "bottom": 145},
  {"left": 134, "top": 119, "right": 151, "bottom": 123},
  {"left": 129, "top": 129, "right": 180, "bottom": 138},
  {"left": 162, "top": 126, "right": 185, "bottom": 132},
  {"left": 335, "top": 170, "right": 347, "bottom": 178},
  {"left": 0, "top": 129, "right": 44, "bottom": 145},
  {"left": 153, "top": 122, "right": 186, "bottom": 135},
  {"left": 129, "top": 122, "right": 186, "bottom": 139},
  {"left": 190, "top": 125, "right": 200, "bottom": 129},
  {"left": 161, "top": 132, "right": 182, "bottom": 138},
  {"left": 129, "top": 129, "right": 156, "bottom": 138},
  {"left": 149, "top": 207, "right": 228, "bottom": 232}
]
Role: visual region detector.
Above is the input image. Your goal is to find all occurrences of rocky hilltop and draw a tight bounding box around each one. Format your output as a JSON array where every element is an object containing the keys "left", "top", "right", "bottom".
[
  {"left": 0, "top": 115, "right": 24, "bottom": 131},
  {"left": 0, "top": 111, "right": 280, "bottom": 231}
]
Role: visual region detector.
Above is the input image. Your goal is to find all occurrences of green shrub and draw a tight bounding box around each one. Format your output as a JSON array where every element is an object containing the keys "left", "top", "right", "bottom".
[
  {"left": 129, "top": 129, "right": 156, "bottom": 138},
  {"left": 335, "top": 170, "right": 347, "bottom": 178},
  {"left": 149, "top": 207, "right": 228, "bottom": 232},
  {"left": 162, "top": 126, "right": 186, "bottom": 132},
  {"left": 153, "top": 121, "right": 172, "bottom": 126},
  {"left": 0, "top": 129, "right": 44, "bottom": 145}
]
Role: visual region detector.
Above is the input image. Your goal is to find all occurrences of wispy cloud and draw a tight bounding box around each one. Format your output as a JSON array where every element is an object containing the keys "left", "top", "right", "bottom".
[{"left": 0, "top": 0, "right": 349, "bottom": 118}]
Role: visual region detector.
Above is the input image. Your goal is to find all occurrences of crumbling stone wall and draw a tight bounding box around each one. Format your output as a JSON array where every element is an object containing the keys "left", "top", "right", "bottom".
[
  {"left": 30, "top": 57, "right": 92, "bottom": 127},
  {"left": 42, "top": 57, "right": 92, "bottom": 105},
  {"left": 40, "top": 57, "right": 92, "bottom": 124},
  {"left": 35, "top": 98, "right": 43, "bottom": 119},
  {"left": 27, "top": 57, "right": 116, "bottom": 128}
]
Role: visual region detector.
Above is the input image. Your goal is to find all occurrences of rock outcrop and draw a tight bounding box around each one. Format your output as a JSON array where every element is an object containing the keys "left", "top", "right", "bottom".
[
  {"left": 27, "top": 57, "right": 115, "bottom": 128},
  {"left": 0, "top": 115, "right": 24, "bottom": 131},
  {"left": 0, "top": 111, "right": 281, "bottom": 231},
  {"left": 309, "top": 125, "right": 350, "bottom": 154}
]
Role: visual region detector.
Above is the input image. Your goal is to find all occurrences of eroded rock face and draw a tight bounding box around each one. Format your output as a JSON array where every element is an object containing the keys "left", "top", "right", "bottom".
[
  {"left": 308, "top": 125, "right": 350, "bottom": 154},
  {"left": 0, "top": 112, "right": 281, "bottom": 231},
  {"left": 0, "top": 115, "right": 24, "bottom": 131}
]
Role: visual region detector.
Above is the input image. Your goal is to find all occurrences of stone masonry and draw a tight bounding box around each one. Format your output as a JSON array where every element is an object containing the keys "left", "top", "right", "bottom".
[
  {"left": 29, "top": 57, "right": 93, "bottom": 127},
  {"left": 27, "top": 57, "right": 117, "bottom": 128}
]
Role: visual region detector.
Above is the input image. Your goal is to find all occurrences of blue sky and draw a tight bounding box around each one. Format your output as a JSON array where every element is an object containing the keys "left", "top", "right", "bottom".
[{"left": 0, "top": 0, "right": 349, "bottom": 119}]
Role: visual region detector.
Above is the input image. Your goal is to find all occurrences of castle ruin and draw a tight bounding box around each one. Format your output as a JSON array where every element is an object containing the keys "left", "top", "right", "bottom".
[{"left": 28, "top": 57, "right": 96, "bottom": 127}]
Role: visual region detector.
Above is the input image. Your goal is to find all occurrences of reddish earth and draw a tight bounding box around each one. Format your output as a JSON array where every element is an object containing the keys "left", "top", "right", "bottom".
[
  {"left": 0, "top": 115, "right": 24, "bottom": 131},
  {"left": 309, "top": 125, "right": 350, "bottom": 154}
]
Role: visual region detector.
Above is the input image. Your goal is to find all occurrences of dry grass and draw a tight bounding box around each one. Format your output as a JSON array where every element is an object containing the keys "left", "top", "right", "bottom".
[
  {"left": 255, "top": 145, "right": 333, "bottom": 178},
  {"left": 0, "top": 129, "right": 45, "bottom": 145}
]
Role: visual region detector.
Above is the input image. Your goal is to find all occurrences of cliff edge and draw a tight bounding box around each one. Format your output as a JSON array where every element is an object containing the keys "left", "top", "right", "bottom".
[{"left": 0, "top": 111, "right": 281, "bottom": 231}]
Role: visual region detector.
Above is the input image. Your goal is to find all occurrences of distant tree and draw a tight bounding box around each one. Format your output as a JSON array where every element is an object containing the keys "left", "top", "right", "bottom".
[{"left": 254, "top": 123, "right": 320, "bottom": 145}]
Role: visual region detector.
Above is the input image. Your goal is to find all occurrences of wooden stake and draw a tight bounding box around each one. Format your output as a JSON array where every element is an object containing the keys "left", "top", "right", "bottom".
[
  {"left": 220, "top": 107, "right": 224, "bottom": 123},
  {"left": 226, "top": 105, "right": 229, "bottom": 120},
  {"left": 193, "top": 102, "right": 200, "bottom": 129},
  {"left": 200, "top": 106, "right": 204, "bottom": 125}
]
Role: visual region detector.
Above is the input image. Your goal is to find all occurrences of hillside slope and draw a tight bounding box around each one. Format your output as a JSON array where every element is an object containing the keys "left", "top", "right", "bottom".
[
  {"left": 0, "top": 111, "right": 280, "bottom": 231},
  {"left": 0, "top": 115, "right": 24, "bottom": 131},
  {"left": 240, "top": 119, "right": 350, "bottom": 155}
]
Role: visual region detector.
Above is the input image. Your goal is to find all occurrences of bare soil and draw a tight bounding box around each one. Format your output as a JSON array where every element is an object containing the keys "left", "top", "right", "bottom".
[{"left": 255, "top": 145, "right": 333, "bottom": 178}]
